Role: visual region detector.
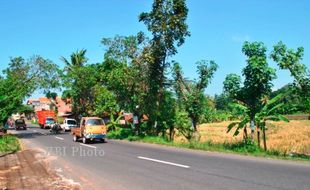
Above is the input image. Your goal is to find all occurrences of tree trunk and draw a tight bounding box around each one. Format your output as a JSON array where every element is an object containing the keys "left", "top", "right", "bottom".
[
  {"left": 191, "top": 118, "right": 200, "bottom": 142},
  {"left": 257, "top": 126, "right": 261, "bottom": 148},
  {"left": 250, "top": 117, "right": 255, "bottom": 142},
  {"left": 169, "top": 126, "right": 174, "bottom": 141},
  {"left": 243, "top": 125, "right": 248, "bottom": 144},
  {"left": 192, "top": 118, "right": 197, "bottom": 132},
  {"left": 263, "top": 125, "right": 267, "bottom": 151}
]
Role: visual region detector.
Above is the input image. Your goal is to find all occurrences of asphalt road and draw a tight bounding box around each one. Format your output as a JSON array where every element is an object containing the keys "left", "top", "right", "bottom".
[{"left": 11, "top": 123, "right": 310, "bottom": 190}]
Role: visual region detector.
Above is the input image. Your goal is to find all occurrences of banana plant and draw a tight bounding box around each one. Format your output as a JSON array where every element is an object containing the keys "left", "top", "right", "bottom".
[
  {"left": 227, "top": 102, "right": 250, "bottom": 143},
  {"left": 227, "top": 93, "right": 289, "bottom": 150},
  {"left": 255, "top": 93, "right": 289, "bottom": 151},
  {"left": 106, "top": 114, "right": 122, "bottom": 132}
]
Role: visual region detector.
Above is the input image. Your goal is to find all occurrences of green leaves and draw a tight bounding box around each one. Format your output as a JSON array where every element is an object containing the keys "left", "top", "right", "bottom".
[
  {"left": 172, "top": 60, "right": 218, "bottom": 131},
  {"left": 139, "top": 0, "right": 190, "bottom": 56},
  {"left": 139, "top": 0, "right": 191, "bottom": 131},
  {"left": 0, "top": 55, "right": 60, "bottom": 124},
  {"left": 271, "top": 41, "right": 310, "bottom": 113},
  {"left": 226, "top": 117, "right": 249, "bottom": 136},
  {"left": 223, "top": 74, "right": 242, "bottom": 99},
  {"left": 196, "top": 60, "right": 218, "bottom": 91},
  {"left": 224, "top": 41, "right": 277, "bottom": 130},
  {"left": 60, "top": 49, "right": 87, "bottom": 69}
]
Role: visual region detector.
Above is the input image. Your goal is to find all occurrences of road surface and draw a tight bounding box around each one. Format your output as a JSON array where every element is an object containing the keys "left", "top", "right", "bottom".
[{"left": 11, "top": 123, "right": 310, "bottom": 190}]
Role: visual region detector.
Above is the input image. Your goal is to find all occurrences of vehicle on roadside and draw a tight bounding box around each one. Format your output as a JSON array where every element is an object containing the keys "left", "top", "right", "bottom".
[
  {"left": 49, "top": 123, "right": 62, "bottom": 134},
  {"left": 15, "top": 119, "right": 27, "bottom": 130},
  {"left": 61, "top": 118, "right": 77, "bottom": 132},
  {"left": 44, "top": 117, "right": 56, "bottom": 129},
  {"left": 71, "top": 117, "right": 107, "bottom": 144},
  {"left": 36, "top": 110, "right": 56, "bottom": 129}
]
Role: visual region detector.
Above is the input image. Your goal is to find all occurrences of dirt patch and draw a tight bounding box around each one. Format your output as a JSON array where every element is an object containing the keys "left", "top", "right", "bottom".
[{"left": 0, "top": 149, "right": 81, "bottom": 190}]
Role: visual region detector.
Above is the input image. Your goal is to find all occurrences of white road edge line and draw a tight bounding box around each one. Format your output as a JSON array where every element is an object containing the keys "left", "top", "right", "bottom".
[
  {"left": 138, "top": 156, "right": 190, "bottom": 169},
  {"left": 55, "top": 137, "right": 64, "bottom": 140},
  {"left": 33, "top": 130, "right": 37, "bottom": 132},
  {"left": 79, "top": 143, "right": 97, "bottom": 149}
]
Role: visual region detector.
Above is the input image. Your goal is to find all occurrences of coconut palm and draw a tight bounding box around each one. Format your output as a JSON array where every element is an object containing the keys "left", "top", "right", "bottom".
[{"left": 60, "top": 49, "right": 88, "bottom": 70}]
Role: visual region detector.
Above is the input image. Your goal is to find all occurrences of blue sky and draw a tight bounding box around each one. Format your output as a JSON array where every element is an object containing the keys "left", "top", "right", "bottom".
[{"left": 1, "top": 0, "right": 309, "bottom": 98}]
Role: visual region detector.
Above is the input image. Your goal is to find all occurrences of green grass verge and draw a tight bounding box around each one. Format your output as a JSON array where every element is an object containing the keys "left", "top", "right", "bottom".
[
  {"left": 121, "top": 135, "right": 310, "bottom": 161},
  {"left": 0, "top": 135, "right": 20, "bottom": 153},
  {"left": 31, "top": 120, "right": 38, "bottom": 124}
]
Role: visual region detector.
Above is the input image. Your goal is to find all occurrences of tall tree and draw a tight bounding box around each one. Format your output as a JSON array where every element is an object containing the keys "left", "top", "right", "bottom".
[
  {"left": 172, "top": 60, "right": 218, "bottom": 134},
  {"left": 139, "top": 0, "right": 190, "bottom": 131},
  {"left": 100, "top": 34, "right": 150, "bottom": 130},
  {"left": 61, "top": 50, "right": 97, "bottom": 117},
  {"left": 224, "top": 41, "right": 276, "bottom": 144},
  {"left": 271, "top": 42, "right": 310, "bottom": 113},
  {"left": 60, "top": 49, "right": 87, "bottom": 68},
  {"left": 0, "top": 56, "right": 60, "bottom": 125}
]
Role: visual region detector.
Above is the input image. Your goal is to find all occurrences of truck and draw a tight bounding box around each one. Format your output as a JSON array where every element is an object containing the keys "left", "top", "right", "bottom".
[
  {"left": 71, "top": 117, "right": 107, "bottom": 144},
  {"left": 36, "top": 110, "right": 56, "bottom": 129}
]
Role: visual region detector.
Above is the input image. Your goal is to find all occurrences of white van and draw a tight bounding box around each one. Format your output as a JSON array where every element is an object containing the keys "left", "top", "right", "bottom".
[{"left": 61, "top": 118, "right": 77, "bottom": 132}]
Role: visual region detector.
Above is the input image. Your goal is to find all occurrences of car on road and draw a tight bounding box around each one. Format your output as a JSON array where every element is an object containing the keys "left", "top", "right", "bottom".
[
  {"left": 61, "top": 118, "right": 77, "bottom": 132},
  {"left": 71, "top": 117, "right": 107, "bottom": 144},
  {"left": 37, "top": 110, "right": 56, "bottom": 129},
  {"left": 15, "top": 119, "right": 27, "bottom": 130},
  {"left": 44, "top": 117, "right": 56, "bottom": 129}
]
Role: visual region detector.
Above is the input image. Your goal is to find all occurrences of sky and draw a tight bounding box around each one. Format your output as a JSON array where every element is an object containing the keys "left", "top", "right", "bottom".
[{"left": 0, "top": 0, "right": 309, "bottom": 99}]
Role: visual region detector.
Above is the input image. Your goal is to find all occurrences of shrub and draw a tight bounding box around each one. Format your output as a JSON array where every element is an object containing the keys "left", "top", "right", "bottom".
[{"left": 0, "top": 135, "right": 20, "bottom": 153}]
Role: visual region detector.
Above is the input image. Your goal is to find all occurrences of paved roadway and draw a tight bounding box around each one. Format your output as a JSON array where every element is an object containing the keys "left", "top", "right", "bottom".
[{"left": 10, "top": 123, "right": 310, "bottom": 190}]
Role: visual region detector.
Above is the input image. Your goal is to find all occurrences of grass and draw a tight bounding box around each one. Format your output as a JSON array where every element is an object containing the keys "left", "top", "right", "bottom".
[
  {"left": 125, "top": 135, "right": 310, "bottom": 161},
  {"left": 109, "top": 120, "right": 310, "bottom": 161},
  {"left": 31, "top": 120, "right": 38, "bottom": 124},
  {"left": 0, "top": 134, "right": 20, "bottom": 153}
]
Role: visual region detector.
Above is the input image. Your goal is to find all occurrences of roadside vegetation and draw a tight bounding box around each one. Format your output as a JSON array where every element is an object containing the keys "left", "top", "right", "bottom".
[
  {"left": 0, "top": 0, "right": 309, "bottom": 159},
  {"left": 0, "top": 135, "right": 20, "bottom": 153},
  {"left": 107, "top": 120, "right": 310, "bottom": 160}
]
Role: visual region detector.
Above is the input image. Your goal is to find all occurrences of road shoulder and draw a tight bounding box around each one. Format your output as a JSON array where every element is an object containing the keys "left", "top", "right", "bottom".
[{"left": 0, "top": 139, "right": 81, "bottom": 189}]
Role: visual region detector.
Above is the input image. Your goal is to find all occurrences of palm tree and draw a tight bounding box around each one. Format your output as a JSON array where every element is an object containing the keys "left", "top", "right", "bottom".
[
  {"left": 60, "top": 49, "right": 88, "bottom": 116},
  {"left": 60, "top": 49, "right": 88, "bottom": 70}
]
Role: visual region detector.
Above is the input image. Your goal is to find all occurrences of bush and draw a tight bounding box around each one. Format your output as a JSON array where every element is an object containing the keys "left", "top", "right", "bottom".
[
  {"left": 0, "top": 135, "right": 20, "bottom": 153},
  {"left": 174, "top": 110, "right": 194, "bottom": 141},
  {"left": 108, "top": 128, "right": 132, "bottom": 139},
  {"left": 202, "top": 109, "right": 233, "bottom": 123}
]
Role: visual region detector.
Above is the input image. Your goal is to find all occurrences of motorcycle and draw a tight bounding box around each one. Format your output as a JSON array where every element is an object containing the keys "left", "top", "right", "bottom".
[{"left": 50, "top": 123, "right": 62, "bottom": 134}]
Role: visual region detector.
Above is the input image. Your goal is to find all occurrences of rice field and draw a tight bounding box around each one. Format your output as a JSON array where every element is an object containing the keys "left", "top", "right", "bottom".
[{"left": 190, "top": 120, "right": 310, "bottom": 155}]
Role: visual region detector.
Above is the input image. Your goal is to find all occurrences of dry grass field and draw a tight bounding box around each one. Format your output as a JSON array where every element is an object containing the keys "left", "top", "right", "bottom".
[{"left": 192, "top": 120, "right": 310, "bottom": 155}]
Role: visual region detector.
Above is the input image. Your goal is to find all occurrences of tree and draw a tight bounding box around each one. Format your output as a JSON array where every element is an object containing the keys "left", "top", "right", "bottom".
[
  {"left": 271, "top": 42, "right": 310, "bottom": 113},
  {"left": 61, "top": 50, "right": 97, "bottom": 117},
  {"left": 60, "top": 49, "right": 87, "bottom": 68},
  {"left": 172, "top": 60, "right": 218, "bottom": 135},
  {"left": 174, "top": 110, "right": 194, "bottom": 141},
  {"left": 270, "top": 84, "right": 306, "bottom": 114},
  {"left": 224, "top": 41, "right": 276, "bottom": 144},
  {"left": 139, "top": 0, "right": 190, "bottom": 131},
  {"left": 214, "top": 93, "right": 232, "bottom": 111},
  {"left": 46, "top": 91, "right": 57, "bottom": 100},
  {"left": 0, "top": 56, "right": 60, "bottom": 125},
  {"left": 93, "top": 85, "right": 119, "bottom": 116}
]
